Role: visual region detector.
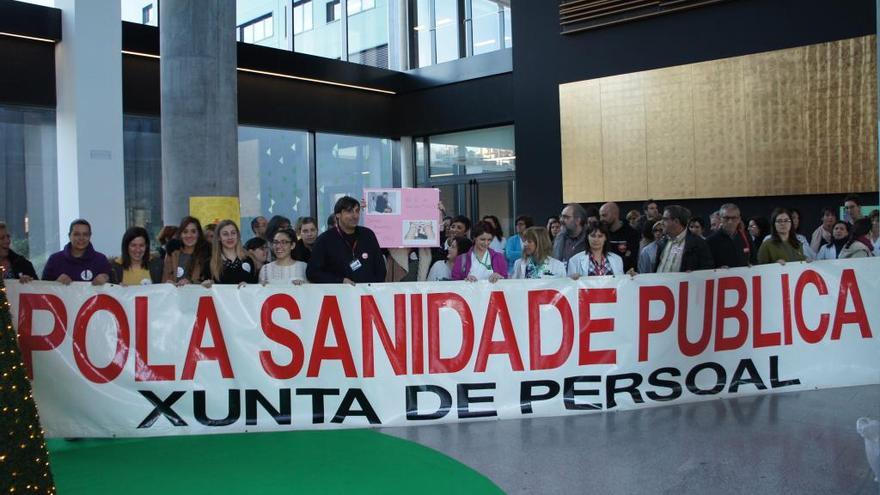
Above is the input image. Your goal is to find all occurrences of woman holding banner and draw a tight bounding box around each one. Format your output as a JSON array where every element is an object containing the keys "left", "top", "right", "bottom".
[
  {"left": 511, "top": 227, "right": 566, "bottom": 279},
  {"left": 111, "top": 226, "right": 162, "bottom": 285},
  {"left": 260, "top": 228, "right": 306, "bottom": 285},
  {"left": 203, "top": 220, "right": 259, "bottom": 286},
  {"left": 816, "top": 221, "right": 850, "bottom": 260},
  {"left": 427, "top": 236, "right": 472, "bottom": 281},
  {"left": 451, "top": 221, "right": 508, "bottom": 282},
  {"left": 757, "top": 208, "right": 807, "bottom": 265},
  {"left": 567, "top": 224, "right": 624, "bottom": 278},
  {"left": 162, "top": 216, "right": 211, "bottom": 286}
]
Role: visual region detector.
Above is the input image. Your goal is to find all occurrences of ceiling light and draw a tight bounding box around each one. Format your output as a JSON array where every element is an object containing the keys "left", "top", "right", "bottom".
[
  {"left": 120, "top": 50, "right": 396, "bottom": 95},
  {"left": 0, "top": 31, "right": 56, "bottom": 43}
]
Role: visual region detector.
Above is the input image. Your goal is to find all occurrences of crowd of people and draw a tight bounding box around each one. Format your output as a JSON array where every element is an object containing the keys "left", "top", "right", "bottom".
[{"left": 0, "top": 194, "right": 877, "bottom": 287}]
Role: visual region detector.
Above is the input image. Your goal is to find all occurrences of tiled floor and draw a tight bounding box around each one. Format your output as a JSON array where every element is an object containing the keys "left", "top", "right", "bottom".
[{"left": 383, "top": 385, "right": 880, "bottom": 494}]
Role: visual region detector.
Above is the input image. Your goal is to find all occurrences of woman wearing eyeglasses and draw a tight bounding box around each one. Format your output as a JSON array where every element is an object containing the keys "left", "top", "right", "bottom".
[
  {"left": 757, "top": 208, "right": 806, "bottom": 265},
  {"left": 260, "top": 228, "right": 306, "bottom": 285}
]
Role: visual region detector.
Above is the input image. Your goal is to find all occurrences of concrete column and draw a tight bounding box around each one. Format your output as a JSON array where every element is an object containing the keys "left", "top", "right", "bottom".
[
  {"left": 160, "top": 0, "right": 239, "bottom": 225},
  {"left": 54, "top": 0, "right": 126, "bottom": 255}
]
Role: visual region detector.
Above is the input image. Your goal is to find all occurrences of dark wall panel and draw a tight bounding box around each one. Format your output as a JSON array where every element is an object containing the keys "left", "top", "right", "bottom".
[
  {"left": 122, "top": 56, "right": 161, "bottom": 116},
  {"left": 0, "top": 38, "right": 55, "bottom": 107},
  {"left": 512, "top": 0, "right": 877, "bottom": 225},
  {"left": 237, "top": 72, "right": 395, "bottom": 137},
  {"left": 393, "top": 73, "right": 514, "bottom": 136}
]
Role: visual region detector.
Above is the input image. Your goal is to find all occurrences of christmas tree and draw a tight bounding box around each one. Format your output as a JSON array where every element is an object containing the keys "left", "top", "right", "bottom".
[{"left": 0, "top": 269, "right": 56, "bottom": 493}]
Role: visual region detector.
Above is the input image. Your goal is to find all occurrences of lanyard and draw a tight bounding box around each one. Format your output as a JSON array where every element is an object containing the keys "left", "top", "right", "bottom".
[
  {"left": 736, "top": 228, "right": 750, "bottom": 253},
  {"left": 336, "top": 227, "right": 359, "bottom": 259},
  {"left": 475, "top": 250, "right": 493, "bottom": 271}
]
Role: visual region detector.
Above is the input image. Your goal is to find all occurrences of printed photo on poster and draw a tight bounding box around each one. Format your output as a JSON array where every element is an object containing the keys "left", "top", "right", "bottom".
[
  {"left": 366, "top": 190, "right": 401, "bottom": 215},
  {"left": 402, "top": 220, "right": 438, "bottom": 245}
]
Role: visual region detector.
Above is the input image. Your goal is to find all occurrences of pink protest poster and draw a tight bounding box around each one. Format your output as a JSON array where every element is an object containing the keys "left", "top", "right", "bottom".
[{"left": 364, "top": 188, "right": 440, "bottom": 248}]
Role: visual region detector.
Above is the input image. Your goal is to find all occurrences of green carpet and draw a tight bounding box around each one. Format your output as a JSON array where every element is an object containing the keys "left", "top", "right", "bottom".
[{"left": 46, "top": 429, "right": 502, "bottom": 494}]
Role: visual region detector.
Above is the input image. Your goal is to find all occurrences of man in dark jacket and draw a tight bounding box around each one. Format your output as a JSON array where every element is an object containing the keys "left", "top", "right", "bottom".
[
  {"left": 654, "top": 205, "right": 714, "bottom": 273},
  {"left": 307, "top": 196, "right": 385, "bottom": 284},
  {"left": 706, "top": 203, "right": 752, "bottom": 268},
  {"left": 0, "top": 222, "right": 38, "bottom": 281},
  {"left": 600, "top": 202, "right": 641, "bottom": 272},
  {"left": 42, "top": 219, "right": 112, "bottom": 285}
]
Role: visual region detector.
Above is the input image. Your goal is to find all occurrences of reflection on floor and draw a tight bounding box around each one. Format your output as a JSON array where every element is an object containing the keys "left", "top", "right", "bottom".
[{"left": 382, "top": 385, "right": 880, "bottom": 494}]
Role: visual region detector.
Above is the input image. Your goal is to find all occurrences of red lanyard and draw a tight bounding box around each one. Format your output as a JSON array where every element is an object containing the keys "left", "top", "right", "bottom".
[
  {"left": 336, "top": 227, "right": 359, "bottom": 258},
  {"left": 737, "top": 228, "right": 750, "bottom": 253}
]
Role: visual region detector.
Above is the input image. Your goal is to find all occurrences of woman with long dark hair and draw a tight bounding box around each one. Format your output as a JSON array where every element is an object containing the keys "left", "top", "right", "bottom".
[
  {"left": 567, "top": 224, "right": 624, "bottom": 278},
  {"left": 482, "top": 215, "right": 506, "bottom": 252},
  {"left": 162, "top": 216, "right": 211, "bottom": 285},
  {"left": 757, "top": 208, "right": 806, "bottom": 265},
  {"left": 111, "top": 226, "right": 162, "bottom": 285},
  {"left": 260, "top": 228, "right": 306, "bottom": 284},
  {"left": 838, "top": 218, "right": 874, "bottom": 259},
  {"left": 451, "top": 221, "right": 508, "bottom": 282},
  {"left": 427, "top": 236, "right": 472, "bottom": 282}
]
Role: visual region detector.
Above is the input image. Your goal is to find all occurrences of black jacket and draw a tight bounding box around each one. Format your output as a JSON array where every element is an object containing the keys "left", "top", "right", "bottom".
[
  {"left": 4, "top": 249, "right": 38, "bottom": 279},
  {"left": 706, "top": 229, "right": 752, "bottom": 268},
  {"left": 307, "top": 226, "right": 386, "bottom": 283},
  {"left": 608, "top": 223, "right": 641, "bottom": 272},
  {"left": 653, "top": 232, "right": 715, "bottom": 273},
  {"left": 292, "top": 242, "right": 312, "bottom": 263}
]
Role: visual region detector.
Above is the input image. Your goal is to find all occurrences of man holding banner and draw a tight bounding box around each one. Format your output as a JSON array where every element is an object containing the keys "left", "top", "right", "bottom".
[{"left": 307, "top": 196, "right": 385, "bottom": 284}]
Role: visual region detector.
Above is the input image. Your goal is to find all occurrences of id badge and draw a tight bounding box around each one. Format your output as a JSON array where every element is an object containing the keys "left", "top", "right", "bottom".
[{"left": 350, "top": 259, "right": 363, "bottom": 272}]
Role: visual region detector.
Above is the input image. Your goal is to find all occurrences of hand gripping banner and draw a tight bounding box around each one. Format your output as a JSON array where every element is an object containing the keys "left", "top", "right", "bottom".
[{"left": 8, "top": 258, "right": 880, "bottom": 438}]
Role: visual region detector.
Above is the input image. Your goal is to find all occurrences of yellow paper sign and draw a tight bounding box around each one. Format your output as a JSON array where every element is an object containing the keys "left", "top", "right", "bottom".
[{"left": 189, "top": 196, "right": 241, "bottom": 228}]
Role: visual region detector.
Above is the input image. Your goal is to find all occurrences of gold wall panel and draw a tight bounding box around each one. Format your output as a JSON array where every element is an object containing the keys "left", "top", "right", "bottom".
[
  {"left": 692, "top": 57, "right": 749, "bottom": 198},
  {"left": 643, "top": 65, "right": 695, "bottom": 199},
  {"left": 598, "top": 72, "right": 648, "bottom": 201},
  {"left": 559, "top": 35, "right": 877, "bottom": 203},
  {"left": 560, "top": 80, "right": 604, "bottom": 202}
]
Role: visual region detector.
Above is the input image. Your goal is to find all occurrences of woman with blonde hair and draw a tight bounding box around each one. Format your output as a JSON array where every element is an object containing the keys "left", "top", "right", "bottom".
[
  {"left": 512, "top": 226, "right": 566, "bottom": 279},
  {"left": 202, "top": 219, "right": 258, "bottom": 286}
]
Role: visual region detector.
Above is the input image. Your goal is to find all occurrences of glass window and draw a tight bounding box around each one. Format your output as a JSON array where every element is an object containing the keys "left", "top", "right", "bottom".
[
  {"left": 503, "top": 5, "right": 511, "bottom": 48},
  {"left": 239, "top": 14, "right": 274, "bottom": 45},
  {"left": 428, "top": 125, "right": 515, "bottom": 177},
  {"left": 411, "top": 0, "right": 433, "bottom": 68},
  {"left": 123, "top": 115, "right": 163, "bottom": 241},
  {"left": 121, "top": 0, "right": 157, "bottom": 26},
  {"left": 415, "top": 138, "right": 427, "bottom": 184},
  {"left": 434, "top": 0, "right": 459, "bottom": 64},
  {"left": 296, "top": 0, "right": 342, "bottom": 60},
  {"left": 326, "top": 0, "right": 341, "bottom": 22},
  {"left": 348, "top": 0, "right": 389, "bottom": 68},
  {"left": 315, "top": 133, "right": 397, "bottom": 230},
  {"left": 293, "top": 0, "right": 314, "bottom": 34},
  {"left": 142, "top": 4, "right": 154, "bottom": 24},
  {"left": 471, "top": 0, "right": 500, "bottom": 55},
  {"left": 0, "top": 105, "right": 59, "bottom": 276},
  {"left": 238, "top": 126, "right": 311, "bottom": 239}
]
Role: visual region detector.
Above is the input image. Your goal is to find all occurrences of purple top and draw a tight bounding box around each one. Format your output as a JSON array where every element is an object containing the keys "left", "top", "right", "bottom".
[
  {"left": 451, "top": 248, "right": 508, "bottom": 280},
  {"left": 41, "top": 243, "right": 112, "bottom": 282}
]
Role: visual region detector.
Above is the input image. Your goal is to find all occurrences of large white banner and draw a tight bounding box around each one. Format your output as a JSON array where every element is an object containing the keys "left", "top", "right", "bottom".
[{"left": 8, "top": 258, "right": 880, "bottom": 438}]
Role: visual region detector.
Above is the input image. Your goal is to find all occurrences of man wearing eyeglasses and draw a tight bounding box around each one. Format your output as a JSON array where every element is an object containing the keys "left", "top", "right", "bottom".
[
  {"left": 653, "top": 205, "right": 714, "bottom": 273},
  {"left": 843, "top": 194, "right": 864, "bottom": 224},
  {"left": 706, "top": 203, "right": 752, "bottom": 268}
]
